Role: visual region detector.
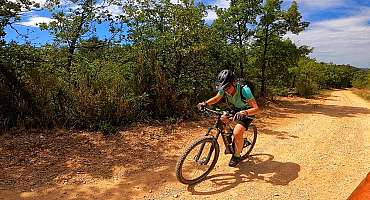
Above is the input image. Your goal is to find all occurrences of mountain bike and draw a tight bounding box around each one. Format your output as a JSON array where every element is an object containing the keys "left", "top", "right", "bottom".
[{"left": 175, "top": 108, "right": 258, "bottom": 185}]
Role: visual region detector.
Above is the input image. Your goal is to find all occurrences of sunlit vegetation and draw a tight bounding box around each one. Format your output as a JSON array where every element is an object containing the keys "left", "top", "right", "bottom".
[{"left": 1, "top": 0, "right": 368, "bottom": 131}]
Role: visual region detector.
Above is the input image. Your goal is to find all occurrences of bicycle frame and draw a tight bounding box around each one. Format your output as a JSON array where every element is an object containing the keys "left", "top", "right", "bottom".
[{"left": 194, "top": 108, "right": 235, "bottom": 165}]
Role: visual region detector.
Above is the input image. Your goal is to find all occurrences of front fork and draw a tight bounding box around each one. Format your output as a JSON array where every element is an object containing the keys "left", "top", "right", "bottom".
[
  {"left": 193, "top": 128, "right": 218, "bottom": 165},
  {"left": 194, "top": 125, "right": 254, "bottom": 164}
]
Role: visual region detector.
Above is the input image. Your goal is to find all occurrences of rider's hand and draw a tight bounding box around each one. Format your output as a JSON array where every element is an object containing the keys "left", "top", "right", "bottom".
[
  {"left": 197, "top": 101, "right": 208, "bottom": 111},
  {"left": 233, "top": 111, "right": 246, "bottom": 121}
]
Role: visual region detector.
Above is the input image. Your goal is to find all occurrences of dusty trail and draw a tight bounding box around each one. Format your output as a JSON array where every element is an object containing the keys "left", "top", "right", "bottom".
[
  {"left": 1, "top": 89, "right": 369, "bottom": 200},
  {"left": 150, "top": 89, "right": 370, "bottom": 200}
]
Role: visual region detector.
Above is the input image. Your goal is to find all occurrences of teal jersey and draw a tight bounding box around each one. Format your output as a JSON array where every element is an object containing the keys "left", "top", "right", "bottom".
[{"left": 217, "top": 83, "right": 254, "bottom": 110}]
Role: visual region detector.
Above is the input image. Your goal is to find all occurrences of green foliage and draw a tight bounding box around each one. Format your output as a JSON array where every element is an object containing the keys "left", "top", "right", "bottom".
[
  {"left": 295, "top": 80, "right": 318, "bottom": 98},
  {"left": 255, "top": 0, "right": 309, "bottom": 96},
  {"left": 352, "top": 70, "right": 370, "bottom": 89},
  {"left": 286, "top": 58, "right": 359, "bottom": 97},
  {"left": 1, "top": 0, "right": 36, "bottom": 45},
  {"left": 122, "top": 0, "right": 222, "bottom": 119},
  {"left": 212, "top": 0, "right": 261, "bottom": 74},
  {"left": 0, "top": 44, "right": 45, "bottom": 129},
  {"left": 93, "top": 121, "right": 118, "bottom": 135},
  {"left": 1, "top": 0, "right": 365, "bottom": 130}
]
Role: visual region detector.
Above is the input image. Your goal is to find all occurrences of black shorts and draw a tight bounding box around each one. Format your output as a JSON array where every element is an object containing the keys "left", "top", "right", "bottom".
[{"left": 236, "top": 116, "right": 254, "bottom": 129}]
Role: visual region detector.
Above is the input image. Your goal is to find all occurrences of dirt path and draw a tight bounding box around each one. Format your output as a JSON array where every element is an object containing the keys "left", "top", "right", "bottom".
[{"left": 1, "top": 89, "right": 369, "bottom": 200}]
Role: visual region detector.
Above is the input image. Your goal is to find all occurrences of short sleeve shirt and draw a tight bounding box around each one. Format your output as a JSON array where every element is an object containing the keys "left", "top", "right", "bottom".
[{"left": 217, "top": 83, "right": 254, "bottom": 110}]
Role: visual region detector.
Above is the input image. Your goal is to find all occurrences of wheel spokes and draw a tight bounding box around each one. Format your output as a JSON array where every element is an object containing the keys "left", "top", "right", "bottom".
[
  {"left": 181, "top": 141, "right": 216, "bottom": 181},
  {"left": 240, "top": 129, "right": 256, "bottom": 158}
]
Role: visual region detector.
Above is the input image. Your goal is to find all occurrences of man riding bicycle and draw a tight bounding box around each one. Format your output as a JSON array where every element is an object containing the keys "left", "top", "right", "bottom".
[{"left": 197, "top": 69, "right": 260, "bottom": 167}]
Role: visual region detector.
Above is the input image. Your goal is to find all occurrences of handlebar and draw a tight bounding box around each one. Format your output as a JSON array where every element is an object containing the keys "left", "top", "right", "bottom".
[
  {"left": 203, "top": 108, "right": 232, "bottom": 117},
  {"left": 202, "top": 107, "right": 254, "bottom": 120}
]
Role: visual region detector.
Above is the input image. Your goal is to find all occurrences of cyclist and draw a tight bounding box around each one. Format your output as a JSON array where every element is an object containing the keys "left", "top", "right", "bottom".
[{"left": 197, "top": 69, "right": 259, "bottom": 167}]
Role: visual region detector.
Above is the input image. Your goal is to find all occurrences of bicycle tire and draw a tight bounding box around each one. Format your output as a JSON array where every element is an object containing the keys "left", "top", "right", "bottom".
[
  {"left": 240, "top": 124, "right": 257, "bottom": 160},
  {"left": 175, "top": 136, "right": 219, "bottom": 185}
]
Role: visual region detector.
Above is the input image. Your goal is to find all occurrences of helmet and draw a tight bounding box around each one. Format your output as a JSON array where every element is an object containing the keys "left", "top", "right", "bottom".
[{"left": 216, "top": 69, "right": 235, "bottom": 90}]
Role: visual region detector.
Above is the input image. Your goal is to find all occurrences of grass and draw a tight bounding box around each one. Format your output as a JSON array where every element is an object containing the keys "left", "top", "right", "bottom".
[
  {"left": 350, "top": 88, "right": 370, "bottom": 101},
  {"left": 318, "top": 88, "right": 334, "bottom": 97}
]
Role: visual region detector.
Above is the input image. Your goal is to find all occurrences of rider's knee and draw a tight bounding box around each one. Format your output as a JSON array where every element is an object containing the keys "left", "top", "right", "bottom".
[{"left": 233, "top": 125, "right": 245, "bottom": 136}]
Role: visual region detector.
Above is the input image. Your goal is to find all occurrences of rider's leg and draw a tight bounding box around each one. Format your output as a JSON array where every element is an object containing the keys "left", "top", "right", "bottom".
[
  {"left": 229, "top": 124, "right": 245, "bottom": 167},
  {"left": 234, "top": 118, "right": 253, "bottom": 154},
  {"left": 233, "top": 124, "right": 246, "bottom": 155},
  {"left": 229, "top": 118, "right": 254, "bottom": 167}
]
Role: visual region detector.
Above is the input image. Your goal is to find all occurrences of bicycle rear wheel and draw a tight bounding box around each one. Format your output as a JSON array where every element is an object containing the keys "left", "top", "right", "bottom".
[
  {"left": 240, "top": 124, "right": 257, "bottom": 160},
  {"left": 175, "top": 136, "right": 219, "bottom": 185}
]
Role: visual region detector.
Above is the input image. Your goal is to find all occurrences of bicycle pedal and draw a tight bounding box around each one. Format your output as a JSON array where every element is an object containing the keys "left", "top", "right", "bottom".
[{"left": 243, "top": 140, "right": 251, "bottom": 147}]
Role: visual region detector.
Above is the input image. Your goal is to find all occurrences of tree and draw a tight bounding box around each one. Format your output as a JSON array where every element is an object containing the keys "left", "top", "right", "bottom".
[
  {"left": 40, "top": 0, "right": 121, "bottom": 71},
  {"left": 212, "top": 0, "right": 261, "bottom": 75},
  {"left": 1, "top": 0, "right": 36, "bottom": 45},
  {"left": 121, "top": 0, "right": 221, "bottom": 118},
  {"left": 39, "top": 0, "right": 97, "bottom": 71},
  {"left": 255, "top": 0, "right": 308, "bottom": 96},
  {"left": 1, "top": 0, "right": 41, "bottom": 128}
]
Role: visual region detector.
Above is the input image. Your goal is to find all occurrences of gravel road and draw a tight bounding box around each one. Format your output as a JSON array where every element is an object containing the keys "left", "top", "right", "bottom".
[
  {"left": 1, "top": 89, "right": 369, "bottom": 200},
  {"left": 149, "top": 89, "right": 370, "bottom": 200}
]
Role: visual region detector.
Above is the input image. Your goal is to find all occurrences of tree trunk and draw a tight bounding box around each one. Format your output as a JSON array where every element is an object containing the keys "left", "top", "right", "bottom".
[
  {"left": 237, "top": 21, "right": 244, "bottom": 76},
  {"left": 260, "top": 25, "right": 269, "bottom": 97},
  {"left": 67, "top": 13, "right": 87, "bottom": 71}
]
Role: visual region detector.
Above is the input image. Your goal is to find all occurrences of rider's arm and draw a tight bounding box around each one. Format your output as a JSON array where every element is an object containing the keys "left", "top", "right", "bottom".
[
  {"left": 205, "top": 94, "right": 223, "bottom": 106},
  {"left": 240, "top": 86, "right": 259, "bottom": 116},
  {"left": 241, "top": 99, "right": 259, "bottom": 116}
]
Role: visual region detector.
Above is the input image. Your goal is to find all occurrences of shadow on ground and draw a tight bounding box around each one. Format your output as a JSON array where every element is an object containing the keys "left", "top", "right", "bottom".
[
  {"left": 257, "top": 128, "right": 299, "bottom": 140},
  {"left": 264, "top": 97, "right": 370, "bottom": 120},
  {"left": 254, "top": 94, "right": 370, "bottom": 139},
  {"left": 187, "top": 154, "right": 300, "bottom": 195}
]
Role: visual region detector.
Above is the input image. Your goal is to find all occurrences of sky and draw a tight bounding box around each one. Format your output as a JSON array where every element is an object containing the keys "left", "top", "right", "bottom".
[{"left": 4, "top": 0, "right": 370, "bottom": 68}]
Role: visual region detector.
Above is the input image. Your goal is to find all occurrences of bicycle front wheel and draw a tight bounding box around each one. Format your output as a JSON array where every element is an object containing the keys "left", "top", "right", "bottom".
[
  {"left": 240, "top": 124, "right": 257, "bottom": 160},
  {"left": 175, "top": 136, "right": 219, "bottom": 185}
]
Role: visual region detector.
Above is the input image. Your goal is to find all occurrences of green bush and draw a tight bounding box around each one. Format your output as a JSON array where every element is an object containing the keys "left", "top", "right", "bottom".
[
  {"left": 352, "top": 71, "right": 370, "bottom": 89},
  {"left": 0, "top": 0, "right": 363, "bottom": 131},
  {"left": 295, "top": 79, "right": 318, "bottom": 98}
]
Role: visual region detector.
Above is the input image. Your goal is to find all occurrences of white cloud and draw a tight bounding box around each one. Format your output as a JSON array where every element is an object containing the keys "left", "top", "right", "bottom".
[
  {"left": 170, "top": 0, "right": 181, "bottom": 4},
  {"left": 202, "top": 0, "right": 229, "bottom": 22},
  {"left": 205, "top": 9, "right": 217, "bottom": 21},
  {"left": 17, "top": 16, "right": 55, "bottom": 27},
  {"left": 284, "top": 0, "right": 347, "bottom": 10},
  {"left": 296, "top": 0, "right": 346, "bottom": 9},
  {"left": 286, "top": 8, "right": 370, "bottom": 68},
  {"left": 95, "top": 4, "right": 123, "bottom": 17},
  {"left": 106, "top": 5, "right": 122, "bottom": 17},
  {"left": 214, "top": 0, "right": 229, "bottom": 9}
]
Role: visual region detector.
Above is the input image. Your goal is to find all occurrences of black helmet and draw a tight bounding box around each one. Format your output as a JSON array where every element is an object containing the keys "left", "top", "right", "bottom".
[{"left": 217, "top": 69, "right": 236, "bottom": 90}]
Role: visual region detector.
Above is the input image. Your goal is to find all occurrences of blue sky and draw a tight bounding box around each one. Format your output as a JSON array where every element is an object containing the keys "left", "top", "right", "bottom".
[{"left": 5, "top": 0, "right": 370, "bottom": 68}]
